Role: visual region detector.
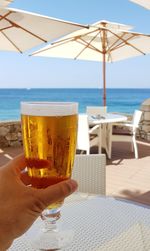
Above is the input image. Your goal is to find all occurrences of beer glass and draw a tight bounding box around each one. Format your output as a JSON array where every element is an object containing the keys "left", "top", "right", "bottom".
[{"left": 21, "top": 102, "right": 78, "bottom": 250}]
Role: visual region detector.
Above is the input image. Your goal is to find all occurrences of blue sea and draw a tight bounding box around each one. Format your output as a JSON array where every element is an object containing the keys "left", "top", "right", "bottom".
[{"left": 0, "top": 88, "right": 149, "bottom": 121}]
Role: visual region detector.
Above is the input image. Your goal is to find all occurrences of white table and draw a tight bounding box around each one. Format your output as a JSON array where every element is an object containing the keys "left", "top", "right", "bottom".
[
  {"left": 10, "top": 193, "right": 150, "bottom": 251},
  {"left": 89, "top": 113, "right": 127, "bottom": 158}
]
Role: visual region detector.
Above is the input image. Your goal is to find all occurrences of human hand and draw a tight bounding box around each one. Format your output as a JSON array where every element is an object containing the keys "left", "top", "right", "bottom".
[{"left": 0, "top": 154, "right": 78, "bottom": 250}]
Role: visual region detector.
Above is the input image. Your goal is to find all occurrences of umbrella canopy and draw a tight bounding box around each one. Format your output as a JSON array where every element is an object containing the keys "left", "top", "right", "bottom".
[
  {"left": 0, "top": 7, "right": 87, "bottom": 53},
  {"left": 0, "top": 0, "right": 13, "bottom": 7},
  {"left": 31, "top": 20, "right": 150, "bottom": 106},
  {"left": 130, "top": 0, "right": 150, "bottom": 9}
]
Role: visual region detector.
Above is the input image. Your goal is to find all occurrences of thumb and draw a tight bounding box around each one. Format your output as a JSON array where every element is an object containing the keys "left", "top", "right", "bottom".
[{"left": 37, "top": 179, "right": 78, "bottom": 208}]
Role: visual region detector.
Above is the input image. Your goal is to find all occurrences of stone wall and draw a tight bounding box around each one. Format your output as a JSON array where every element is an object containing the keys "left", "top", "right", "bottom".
[
  {"left": 140, "top": 98, "right": 150, "bottom": 141},
  {"left": 0, "top": 109, "right": 149, "bottom": 148},
  {"left": 0, "top": 121, "right": 22, "bottom": 148}
]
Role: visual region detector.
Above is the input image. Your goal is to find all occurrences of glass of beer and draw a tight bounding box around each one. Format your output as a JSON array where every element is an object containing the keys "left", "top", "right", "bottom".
[{"left": 21, "top": 102, "right": 78, "bottom": 250}]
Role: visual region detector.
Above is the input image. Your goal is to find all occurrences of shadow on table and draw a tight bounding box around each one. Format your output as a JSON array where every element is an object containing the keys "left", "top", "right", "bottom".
[{"left": 115, "top": 189, "right": 150, "bottom": 207}]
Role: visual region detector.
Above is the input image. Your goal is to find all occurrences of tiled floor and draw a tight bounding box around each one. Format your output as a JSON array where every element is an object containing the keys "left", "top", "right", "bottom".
[
  {"left": 0, "top": 139, "right": 150, "bottom": 205},
  {"left": 107, "top": 140, "right": 150, "bottom": 205},
  {"left": 0, "top": 145, "right": 23, "bottom": 166}
]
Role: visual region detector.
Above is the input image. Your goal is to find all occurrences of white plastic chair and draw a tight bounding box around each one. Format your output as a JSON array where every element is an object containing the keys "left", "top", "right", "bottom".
[
  {"left": 112, "top": 110, "right": 143, "bottom": 159},
  {"left": 72, "top": 154, "right": 106, "bottom": 195},
  {"left": 86, "top": 106, "right": 107, "bottom": 151},
  {"left": 77, "top": 114, "right": 100, "bottom": 154},
  {"left": 86, "top": 106, "right": 107, "bottom": 117}
]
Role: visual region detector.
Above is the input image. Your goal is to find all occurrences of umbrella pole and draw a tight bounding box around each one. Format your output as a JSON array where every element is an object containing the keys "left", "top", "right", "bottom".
[
  {"left": 103, "top": 53, "right": 106, "bottom": 106},
  {"left": 102, "top": 26, "right": 106, "bottom": 106}
]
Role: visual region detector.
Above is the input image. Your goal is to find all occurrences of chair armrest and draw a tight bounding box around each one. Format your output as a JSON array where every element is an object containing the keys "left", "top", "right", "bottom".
[
  {"left": 89, "top": 125, "right": 100, "bottom": 134},
  {"left": 121, "top": 123, "right": 133, "bottom": 127},
  {"left": 113, "top": 122, "right": 135, "bottom": 127}
]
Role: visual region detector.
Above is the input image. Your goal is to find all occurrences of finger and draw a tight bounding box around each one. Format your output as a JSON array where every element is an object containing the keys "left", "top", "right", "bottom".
[
  {"left": 6, "top": 153, "right": 26, "bottom": 173},
  {"left": 37, "top": 179, "right": 78, "bottom": 208},
  {"left": 20, "top": 171, "right": 32, "bottom": 185}
]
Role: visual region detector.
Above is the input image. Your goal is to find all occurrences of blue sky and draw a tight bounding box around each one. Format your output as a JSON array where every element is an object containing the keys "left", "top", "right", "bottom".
[{"left": 1, "top": 0, "right": 150, "bottom": 88}]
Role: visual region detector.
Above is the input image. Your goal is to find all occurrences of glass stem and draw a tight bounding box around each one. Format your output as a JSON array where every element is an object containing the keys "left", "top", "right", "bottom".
[{"left": 41, "top": 208, "right": 61, "bottom": 232}]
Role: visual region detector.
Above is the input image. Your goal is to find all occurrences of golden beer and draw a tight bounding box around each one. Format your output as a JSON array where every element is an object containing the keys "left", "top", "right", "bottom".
[{"left": 21, "top": 102, "right": 78, "bottom": 208}]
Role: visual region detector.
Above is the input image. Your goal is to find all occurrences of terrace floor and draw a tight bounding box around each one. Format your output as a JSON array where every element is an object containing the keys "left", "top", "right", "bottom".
[
  {"left": 106, "top": 140, "right": 150, "bottom": 205},
  {"left": 0, "top": 139, "right": 150, "bottom": 205}
]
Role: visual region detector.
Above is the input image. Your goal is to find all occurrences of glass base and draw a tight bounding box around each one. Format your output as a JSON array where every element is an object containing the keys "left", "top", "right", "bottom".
[
  {"left": 31, "top": 228, "right": 74, "bottom": 250},
  {"left": 27, "top": 209, "right": 74, "bottom": 250}
]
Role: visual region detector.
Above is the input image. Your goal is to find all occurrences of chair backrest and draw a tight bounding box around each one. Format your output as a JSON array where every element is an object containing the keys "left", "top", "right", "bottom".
[
  {"left": 86, "top": 106, "right": 107, "bottom": 116},
  {"left": 132, "top": 110, "right": 143, "bottom": 128},
  {"left": 77, "top": 114, "right": 90, "bottom": 154},
  {"left": 72, "top": 154, "right": 106, "bottom": 195}
]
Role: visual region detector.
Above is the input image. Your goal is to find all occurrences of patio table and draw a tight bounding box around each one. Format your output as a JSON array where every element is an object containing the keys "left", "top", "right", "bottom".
[
  {"left": 89, "top": 113, "right": 127, "bottom": 158},
  {"left": 9, "top": 193, "right": 150, "bottom": 251}
]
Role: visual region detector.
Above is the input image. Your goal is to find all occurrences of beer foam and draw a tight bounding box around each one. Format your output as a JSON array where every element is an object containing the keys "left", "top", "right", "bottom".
[{"left": 21, "top": 102, "right": 78, "bottom": 116}]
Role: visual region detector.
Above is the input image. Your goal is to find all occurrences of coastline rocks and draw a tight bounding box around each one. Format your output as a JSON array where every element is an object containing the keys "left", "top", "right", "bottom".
[
  {"left": 0, "top": 127, "right": 9, "bottom": 136},
  {"left": 0, "top": 121, "right": 22, "bottom": 147},
  {"left": 0, "top": 102, "right": 149, "bottom": 148}
]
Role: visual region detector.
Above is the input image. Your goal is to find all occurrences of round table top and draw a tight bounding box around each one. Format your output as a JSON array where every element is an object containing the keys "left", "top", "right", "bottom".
[
  {"left": 9, "top": 194, "right": 150, "bottom": 251},
  {"left": 89, "top": 113, "right": 127, "bottom": 125}
]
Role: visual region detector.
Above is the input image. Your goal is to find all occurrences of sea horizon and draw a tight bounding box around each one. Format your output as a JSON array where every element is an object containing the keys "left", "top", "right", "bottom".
[
  {"left": 0, "top": 87, "right": 149, "bottom": 89},
  {"left": 0, "top": 88, "right": 149, "bottom": 121}
]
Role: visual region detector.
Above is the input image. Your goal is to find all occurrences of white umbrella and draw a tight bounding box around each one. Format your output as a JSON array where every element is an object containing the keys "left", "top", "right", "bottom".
[
  {"left": 130, "top": 0, "right": 150, "bottom": 9},
  {"left": 32, "top": 20, "right": 150, "bottom": 106},
  {"left": 0, "top": 7, "right": 87, "bottom": 53},
  {"left": 0, "top": 0, "right": 13, "bottom": 7}
]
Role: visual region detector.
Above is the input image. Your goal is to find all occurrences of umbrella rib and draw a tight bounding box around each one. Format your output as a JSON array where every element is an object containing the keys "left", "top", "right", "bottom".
[
  {"left": 108, "top": 30, "right": 146, "bottom": 55},
  {"left": 31, "top": 37, "right": 77, "bottom": 56},
  {"left": 110, "top": 34, "right": 140, "bottom": 51},
  {"left": 51, "top": 27, "right": 100, "bottom": 46},
  {"left": 0, "top": 11, "right": 11, "bottom": 21},
  {"left": 1, "top": 11, "right": 47, "bottom": 43},
  {"left": 74, "top": 31, "right": 102, "bottom": 59},
  {"left": 0, "top": 25, "right": 13, "bottom": 32},
  {"left": 103, "top": 30, "right": 146, "bottom": 56},
  {"left": 77, "top": 38, "right": 103, "bottom": 54},
  {"left": 105, "top": 33, "right": 134, "bottom": 61},
  {"left": 1, "top": 30, "right": 23, "bottom": 53},
  {"left": 52, "top": 36, "right": 78, "bottom": 45},
  {"left": 35, "top": 30, "right": 103, "bottom": 58},
  {"left": 107, "top": 33, "right": 125, "bottom": 52},
  {"left": 32, "top": 33, "right": 103, "bottom": 58}
]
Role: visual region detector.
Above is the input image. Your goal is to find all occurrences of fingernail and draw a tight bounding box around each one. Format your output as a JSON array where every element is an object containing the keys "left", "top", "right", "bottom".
[{"left": 67, "top": 179, "right": 78, "bottom": 191}]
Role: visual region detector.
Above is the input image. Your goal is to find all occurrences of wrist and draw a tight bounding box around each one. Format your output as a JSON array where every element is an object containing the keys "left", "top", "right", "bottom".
[{"left": 0, "top": 230, "right": 13, "bottom": 251}]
